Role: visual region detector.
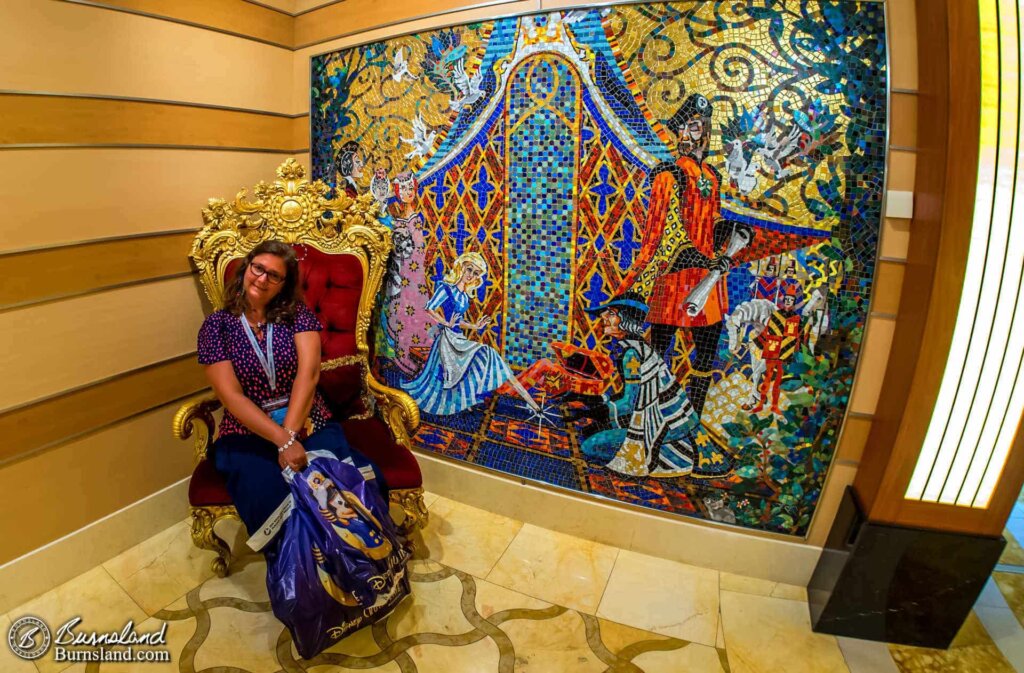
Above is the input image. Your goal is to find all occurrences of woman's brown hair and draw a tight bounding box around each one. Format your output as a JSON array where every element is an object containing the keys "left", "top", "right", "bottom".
[{"left": 223, "top": 240, "right": 302, "bottom": 323}]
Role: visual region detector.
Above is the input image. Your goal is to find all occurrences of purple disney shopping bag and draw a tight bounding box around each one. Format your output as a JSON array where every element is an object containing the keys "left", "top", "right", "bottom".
[{"left": 265, "top": 450, "right": 410, "bottom": 659}]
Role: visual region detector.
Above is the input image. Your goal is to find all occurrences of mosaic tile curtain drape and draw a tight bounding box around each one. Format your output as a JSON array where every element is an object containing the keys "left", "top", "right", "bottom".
[{"left": 311, "top": 1, "right": 887, "bottom": 536}]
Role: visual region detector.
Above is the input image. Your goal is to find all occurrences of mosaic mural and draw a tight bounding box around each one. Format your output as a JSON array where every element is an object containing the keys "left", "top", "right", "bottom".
[{"left": 311, "top": 1, "right": 887, "bottom": 536}]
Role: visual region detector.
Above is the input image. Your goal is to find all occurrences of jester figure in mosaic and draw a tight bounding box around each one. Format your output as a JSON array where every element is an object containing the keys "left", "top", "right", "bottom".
[{"left": 312, "top": 1, "right": 886, "bottom": 536}]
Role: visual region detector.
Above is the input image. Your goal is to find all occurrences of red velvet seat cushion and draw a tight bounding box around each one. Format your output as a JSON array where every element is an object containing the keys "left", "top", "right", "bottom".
[
  {"left": 341, "top": 417, "right": 423, "bottom": 490},
  {"left": 189, "top": 458, "right": 232, "bottom": 507}
]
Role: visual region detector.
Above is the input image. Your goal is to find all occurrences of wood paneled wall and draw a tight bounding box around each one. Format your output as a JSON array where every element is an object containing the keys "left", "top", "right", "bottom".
[{"left": 0, "top": 0, "right": 293, "bottom": 564}]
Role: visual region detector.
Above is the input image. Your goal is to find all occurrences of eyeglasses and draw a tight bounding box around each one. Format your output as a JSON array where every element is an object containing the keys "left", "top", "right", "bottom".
[{"left": 249, "top": 261, "right": 286, "bottom": 285}]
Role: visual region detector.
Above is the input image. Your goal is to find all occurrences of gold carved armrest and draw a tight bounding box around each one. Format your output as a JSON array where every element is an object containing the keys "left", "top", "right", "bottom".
[
  {"left": 172, "top": 397, "right": 222, "bottom": 463},
  {"left": 367, "top": 376, "right": 420, "bottom": 448}
]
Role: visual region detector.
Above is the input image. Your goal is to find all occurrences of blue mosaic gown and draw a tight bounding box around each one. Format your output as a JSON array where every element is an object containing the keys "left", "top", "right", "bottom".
[{"left": 402, "top": 282, "right": 514, "bottom": 415}]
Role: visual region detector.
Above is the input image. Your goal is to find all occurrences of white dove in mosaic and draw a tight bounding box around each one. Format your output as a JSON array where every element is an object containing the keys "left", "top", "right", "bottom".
[
  {"left": 401, "top": 114, "right": 437, "bottom": 160},
  {"left": 391, "top": 47, "right": 419, "bottom": 82}
]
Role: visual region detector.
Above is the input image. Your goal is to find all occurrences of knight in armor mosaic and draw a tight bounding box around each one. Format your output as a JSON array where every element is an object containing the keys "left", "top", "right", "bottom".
[
  {"left": 780, "top": 258, "right": 805, "bottom": 309},
  {"left": 617, "top": 93, "right": 750, "bottom": 420}
]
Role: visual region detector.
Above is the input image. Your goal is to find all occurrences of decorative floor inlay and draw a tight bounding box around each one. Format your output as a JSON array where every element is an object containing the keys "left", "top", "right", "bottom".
[
  {"left": 7, "top": 494, "right": 1018, "bottom": 672},
  {"left": 888, "top": 612, "right": 1016, "bottom": 673}
]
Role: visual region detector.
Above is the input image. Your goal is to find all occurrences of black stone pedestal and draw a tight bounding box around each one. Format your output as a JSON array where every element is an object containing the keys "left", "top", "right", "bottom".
[{"left": 807, "top": 487, "right": 1005, "bottom": 649}]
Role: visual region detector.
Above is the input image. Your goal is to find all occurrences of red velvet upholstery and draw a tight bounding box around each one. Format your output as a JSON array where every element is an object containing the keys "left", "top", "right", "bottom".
[
  {"left": 297, "top": 247, "right": 367, "bottom": 418},
  {"left": 189, "top": 458, "right": 232, "bottom": 506},
  {"left": 341, "top": 418, "right": 422, "bottom": 489},
  {"left": 187, "top": 414, "right": 422, "bottom": 507}
]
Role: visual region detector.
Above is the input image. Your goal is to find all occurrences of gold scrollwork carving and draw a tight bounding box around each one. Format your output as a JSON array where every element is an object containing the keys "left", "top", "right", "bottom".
[
  {"left": 390, "top": 487, "right": 429, "bottom": 538},
  {"left": 190, "top": 506, "right": 239, "bottom": 578},
  {"left": 172, "top": 396, "right": 222, "bottom": 462}
]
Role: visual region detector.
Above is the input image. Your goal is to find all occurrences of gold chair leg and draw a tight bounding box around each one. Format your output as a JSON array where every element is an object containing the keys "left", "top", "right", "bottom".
[
  {"left": 390, "top": 487, "right": 429, "bottom": 538},
  {"left": 190, "top": 506, "right": 238, "bottom": 578}
]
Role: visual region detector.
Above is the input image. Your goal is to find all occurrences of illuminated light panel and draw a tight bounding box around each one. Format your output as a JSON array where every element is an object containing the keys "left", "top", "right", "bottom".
[{"left": 905, "top": 0, "right": 1024, "bottom": 508}]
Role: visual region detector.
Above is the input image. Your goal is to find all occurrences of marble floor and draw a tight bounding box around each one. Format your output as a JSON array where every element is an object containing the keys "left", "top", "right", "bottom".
[{"left": 2, "top": 493, "right": 1022, "bottom": 673}]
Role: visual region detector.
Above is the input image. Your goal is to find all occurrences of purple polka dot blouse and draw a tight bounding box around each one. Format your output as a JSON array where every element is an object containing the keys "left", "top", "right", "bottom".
[{"left": 197, "top": 302, "right": 332, "bottom": 438}]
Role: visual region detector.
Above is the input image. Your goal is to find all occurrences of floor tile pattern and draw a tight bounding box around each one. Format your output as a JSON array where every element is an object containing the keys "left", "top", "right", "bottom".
[{"left": 6, "top": 495, "right": 1021, "bottom": 672}]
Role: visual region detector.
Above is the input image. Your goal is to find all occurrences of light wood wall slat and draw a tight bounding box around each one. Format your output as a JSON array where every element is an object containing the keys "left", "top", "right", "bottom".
[
  {"left": 0, "top": 95, "right": 307, "bottom": 151},
  {"left": 836, "top": 416, "right": 873, "bottom": 465},
  {"left": 293, "top": 0, "right": 336, "bottom": 14},
  {"left": 249, "top": 0, "right": 296, "bottom": 14},
  {"left": 890, "top": 92, "right": 918, "bottom": 149},
  {"left": 889, "top": 0, "right": 919, "bottom": 92},
  {"left": 0, "top": 150, "right": 288, "bottom": 253},
  {"left": 0, "top": 355, "right": 207, "bottom": 467},
  {"left": 62, "top": 0, "right": 294, "bottom": 47},
  {"left": 0, "top": 0, "right": 293, "bottom": 114},
  {"left": 881, "top": 217, "right": 911, "bottom": 260},
  {"left": 888, "top": 150, "right": 917, "bottom": 192},
  {"left": 294, "top": 0, "right": 527, "bottom": 48},
  {"left": 0, "top": 398, "right": 200, "bottom": 564},
  {"left": 0, "top": 232, "right": 196, "bottom": 310},
  {"left": 0, "top": 276, "right": 206, "bottom": 411},
  {"left": 871, "top": 261, "right": 905, "bottom": 316},
  {"left": 850, "top": 316, "right": 897, "bottom": 416}
]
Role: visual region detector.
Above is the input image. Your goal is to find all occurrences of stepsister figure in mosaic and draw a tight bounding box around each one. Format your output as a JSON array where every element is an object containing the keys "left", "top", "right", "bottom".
[
  {"left": 402, "top": 252, "right": 539, "bottom": 415},
  {"left": 383, "top": 171, "right": 433, "bottom": 376},
  {"left": 312, "top": 2, "right": 887, "bottom": 536}
]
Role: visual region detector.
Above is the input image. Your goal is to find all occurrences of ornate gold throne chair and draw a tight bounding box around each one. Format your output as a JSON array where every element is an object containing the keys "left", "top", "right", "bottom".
[{"left": 173, "top": 159, "right": 427, "bottom": 577}]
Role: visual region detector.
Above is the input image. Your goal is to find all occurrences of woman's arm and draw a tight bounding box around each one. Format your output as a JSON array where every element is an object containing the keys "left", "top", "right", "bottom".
[
  {"left": 204, "top": 362, "right": 292, "bottom": 447},
  {"left": 427, "top": 306, "right": 452, "bottom": 328},
  {"left": 282, "top": 331, "right": 321, "bottom": 436}
]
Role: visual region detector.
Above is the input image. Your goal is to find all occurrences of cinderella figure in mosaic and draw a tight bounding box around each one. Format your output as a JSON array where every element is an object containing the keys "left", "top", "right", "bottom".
[
  {"left": 403, "top": 252, "right": 539, "bottom": 415},
  {"left": 383, "top": 171, "right": 433, "bottom": 376}
]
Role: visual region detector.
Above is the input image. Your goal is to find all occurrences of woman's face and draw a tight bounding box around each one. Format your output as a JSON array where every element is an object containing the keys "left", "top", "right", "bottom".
[
  {"left": 397, "top": 180, "right": 415, "bottom": 204},
  {"left": 459, "top": 262, "right": 484, "bottom": 285},
  {"left": 350, "top": 152, "right": 365, "bottom": 179},
  {"left": 243, "top": 253, "right": 287, "bottom": 308}
]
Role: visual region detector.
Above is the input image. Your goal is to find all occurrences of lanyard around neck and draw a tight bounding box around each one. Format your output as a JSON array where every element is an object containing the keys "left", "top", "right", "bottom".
[{"left": 240, "top": 315, "right": 276, "bottom": 391}]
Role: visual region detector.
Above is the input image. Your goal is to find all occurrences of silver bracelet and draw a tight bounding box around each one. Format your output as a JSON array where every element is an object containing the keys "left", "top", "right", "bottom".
[{"left": 277, "top": 432, "right": 297, "bottom": 454}]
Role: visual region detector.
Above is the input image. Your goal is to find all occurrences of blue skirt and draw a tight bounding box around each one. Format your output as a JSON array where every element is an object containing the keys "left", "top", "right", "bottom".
[{"left": 210, "top": 422, "right": 388, "bottom": 544}]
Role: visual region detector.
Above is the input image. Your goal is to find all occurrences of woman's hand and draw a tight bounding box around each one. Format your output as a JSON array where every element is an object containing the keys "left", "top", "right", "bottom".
[{"left": 278, "top": 439, "right": 308, "bottom": 472}]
